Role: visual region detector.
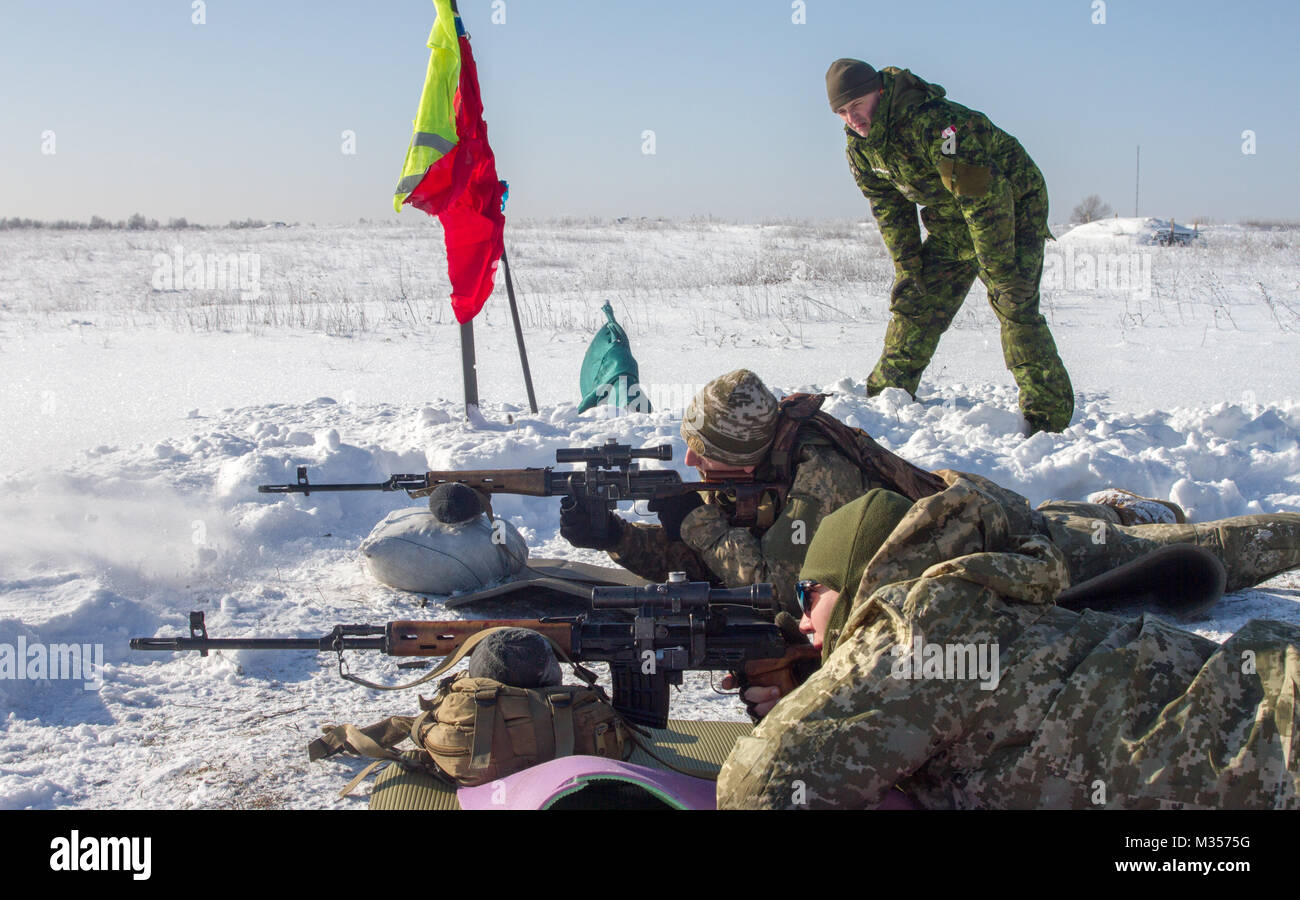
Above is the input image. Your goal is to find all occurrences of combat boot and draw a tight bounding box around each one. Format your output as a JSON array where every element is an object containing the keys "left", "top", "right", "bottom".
[{"left": 1086, "top": 488, "right": 1187, "bottom": 525}]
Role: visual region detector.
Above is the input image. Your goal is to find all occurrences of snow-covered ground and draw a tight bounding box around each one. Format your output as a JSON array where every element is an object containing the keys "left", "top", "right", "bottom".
[{"left": 1, "top": 217, "right": 1298, "bottom": 808}]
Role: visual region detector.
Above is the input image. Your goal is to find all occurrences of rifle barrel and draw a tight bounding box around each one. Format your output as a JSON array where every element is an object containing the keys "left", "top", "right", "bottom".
[
  {"left": 130, "top": 635, "right": 388, "bottom": 652},
  {"left": 258, "top": 482, "right": 406, "bottom": 493}
]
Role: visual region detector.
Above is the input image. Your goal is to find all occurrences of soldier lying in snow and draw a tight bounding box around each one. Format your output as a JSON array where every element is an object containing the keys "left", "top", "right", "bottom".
[
  {"left": 561, "top": 368, "right": 944, "bottom": 618},
  {"left": 717, "top": 478, "right": 1300, "bottom": 809}
]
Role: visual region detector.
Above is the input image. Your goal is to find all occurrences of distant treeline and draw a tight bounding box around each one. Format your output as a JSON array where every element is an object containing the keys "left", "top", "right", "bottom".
[
  {"left": 1240, "top": 219, "right": 1300, "bottom": 230},
  {"left": 0, "top": 215, "right": 276, "bottom": 231}
]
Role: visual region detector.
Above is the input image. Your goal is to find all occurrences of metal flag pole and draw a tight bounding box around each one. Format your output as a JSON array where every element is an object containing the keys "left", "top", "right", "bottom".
[
  {"left": 500, "top": 247, "right": 538, "bottom": 414},
  {"left": 459, "top": 319, "right": 480, "bottom": 417}
]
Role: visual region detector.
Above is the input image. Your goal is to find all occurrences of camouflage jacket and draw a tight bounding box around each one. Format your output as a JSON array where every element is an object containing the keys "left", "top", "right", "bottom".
[
  {"left": 717, "top": 473, "right": 1299, "bottom": 809},
  {"left": 847, "top": 68, "right": 1051, "bottom": 291},
  {"left": 608, "top": 436, "right": 875, "bottom": 616}
]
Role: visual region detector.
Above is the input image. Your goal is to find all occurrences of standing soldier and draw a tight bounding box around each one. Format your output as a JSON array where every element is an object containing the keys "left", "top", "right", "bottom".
[{"left": 827, "top": 59, "right": 1075, "bottom": 434}]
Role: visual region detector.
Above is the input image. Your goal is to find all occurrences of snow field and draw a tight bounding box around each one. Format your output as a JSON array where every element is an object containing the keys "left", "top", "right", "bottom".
[{"left": 0, "top": 218, "right": 1297, "bottom": 807}]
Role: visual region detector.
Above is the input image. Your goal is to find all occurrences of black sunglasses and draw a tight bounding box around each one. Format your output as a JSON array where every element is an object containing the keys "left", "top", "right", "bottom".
[{"left": 796, "top": 579, "right": 818, "bottom": 617}]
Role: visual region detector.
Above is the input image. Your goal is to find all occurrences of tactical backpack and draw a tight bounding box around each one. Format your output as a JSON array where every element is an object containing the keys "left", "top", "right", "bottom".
[
  {"left": 767, "top": 393, "right": 946, "bottom": 503},
  {"left": 308, "top": 627, "right": 633, "bottom": 794}
]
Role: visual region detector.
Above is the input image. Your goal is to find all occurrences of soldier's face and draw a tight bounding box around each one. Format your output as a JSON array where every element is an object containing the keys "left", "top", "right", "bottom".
[
  {"left": 684, "top": 446, "right": 757, "bottom": 481},
  {"left": 836, "top": 90, "right": 882, "bottom": 137},
  {"left": 798, "top": 583, "right": 840, "bottom": 649}
]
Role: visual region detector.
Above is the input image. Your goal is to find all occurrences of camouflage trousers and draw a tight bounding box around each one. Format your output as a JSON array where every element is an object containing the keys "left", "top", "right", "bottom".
[
  {"left": 868, "top": 175, "right": 1075, "bottom": 432},
  {"left": 1037, "top": 500, "right": 1300, "bottom": 594}
]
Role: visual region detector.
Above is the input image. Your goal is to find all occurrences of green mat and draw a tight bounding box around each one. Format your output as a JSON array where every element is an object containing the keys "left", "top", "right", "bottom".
[{"left": 368, "top": 719, "right": 752, "bottom": 810}]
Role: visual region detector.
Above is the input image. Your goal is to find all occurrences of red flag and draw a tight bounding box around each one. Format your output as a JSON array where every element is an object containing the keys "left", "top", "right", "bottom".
[{"left": 404, "top": 32, "right": 505, "bottom": 324}]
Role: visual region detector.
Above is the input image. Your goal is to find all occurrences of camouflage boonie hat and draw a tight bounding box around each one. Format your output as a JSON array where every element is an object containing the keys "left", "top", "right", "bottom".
[{"left": 681, "top": 370, "right": 779, "bottom": 466}]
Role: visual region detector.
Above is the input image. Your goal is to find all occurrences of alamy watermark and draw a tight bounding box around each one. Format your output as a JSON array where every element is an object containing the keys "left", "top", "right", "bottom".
[
  {"left": 0, "top": 637, "right": 104, "bottom": 691},
  {"left": 1042, "top": 246, "right": 1152, "bottom": 299},
  {"left": 891, "top": 637, "right": 1000, "bottom": 690},
  {"left": 50, "top": 830, "right": 151, "bottom": 880},
  {"left": 152, "top": 245, "right": 261, "bottom": 299},
  {"left": 587, "top": 377, "right": 711, "bottom": 426}
]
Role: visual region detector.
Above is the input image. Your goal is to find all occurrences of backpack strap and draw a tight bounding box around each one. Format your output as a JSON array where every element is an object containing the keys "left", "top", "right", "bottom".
[
  {"left": 767, "top": 393, "right": 827, "bottom": 483},
  {"left": 811, "top": 412, "right": 945, "bottom": 501},
  {"left": 307, "top": 715, "right": 416, "bottom": 762},
  {"left": 469, "top": 685, "right": 500, "bottom": 771},
  {"left": 547, "top": 691, "right": 576, "bottom": 758},
  {"left": 769, "top": 392, "right": 946, "bottom": 502}
]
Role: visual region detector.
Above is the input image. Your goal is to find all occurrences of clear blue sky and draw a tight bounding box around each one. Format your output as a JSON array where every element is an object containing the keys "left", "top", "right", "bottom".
[{"left": 2, "top": 0, "right": 1296, "bottom": 224}]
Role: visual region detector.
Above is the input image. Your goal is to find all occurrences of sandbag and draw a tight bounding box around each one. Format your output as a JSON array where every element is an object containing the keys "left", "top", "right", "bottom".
[
  {"left": 578, "top": 301, "right": 651, "bottom": 414},
  {"left": 360, "top": 506, "right": 528, "bottom": 595}
]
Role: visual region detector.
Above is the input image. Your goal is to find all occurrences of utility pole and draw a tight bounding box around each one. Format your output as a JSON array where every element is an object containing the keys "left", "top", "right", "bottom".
[{"left": 1135, "top": 145, "right": 1140, "bottom": 217}]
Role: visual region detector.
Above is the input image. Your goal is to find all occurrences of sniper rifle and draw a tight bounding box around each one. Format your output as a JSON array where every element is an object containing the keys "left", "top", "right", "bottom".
[
  {"left": 130, "top": 575, "right": 819, "bottom": 729},
  {"left": 257, "top": 439, "right": 790, "bottom": 536}
]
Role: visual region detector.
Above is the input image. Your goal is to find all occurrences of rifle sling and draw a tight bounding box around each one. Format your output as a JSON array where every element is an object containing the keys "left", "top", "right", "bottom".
[{"left": 769, "top": 393, "right": 945, "bottom": 502}]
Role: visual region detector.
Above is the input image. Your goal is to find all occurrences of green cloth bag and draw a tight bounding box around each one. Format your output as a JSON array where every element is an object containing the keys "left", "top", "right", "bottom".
[{"left": 578, "top": 301, "right": 651, "bottom": 413}]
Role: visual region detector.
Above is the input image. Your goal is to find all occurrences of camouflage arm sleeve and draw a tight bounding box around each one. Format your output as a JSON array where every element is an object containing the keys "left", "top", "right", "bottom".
[
  {"left": 849, "top": 145, "right": 923, "bottom": 268},
  {"left": 677, "top": 504, "right": 765, "bottom": 587},
  {"left": 718, "top": 586, "right": 966, "bottom": 808},
  {"left": 606, "top": 519, "right": 717, "bottom": 584},
  {"left": 928, "top": 122, "right": 1017, "bottom": 289}
]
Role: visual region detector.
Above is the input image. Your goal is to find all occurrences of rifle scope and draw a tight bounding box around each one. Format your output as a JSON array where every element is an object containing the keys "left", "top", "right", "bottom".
[
  {"left": 591, "top": 577, "right": 775, "bottom": 612},
  {"left": 555, "top": 441, "right": 673, "bottom": 466}
]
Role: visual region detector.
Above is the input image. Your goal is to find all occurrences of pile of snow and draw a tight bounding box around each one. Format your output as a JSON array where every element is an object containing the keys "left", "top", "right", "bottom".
[{"left": 1057, "top": 216, "right": 1211, "bottom": 246}]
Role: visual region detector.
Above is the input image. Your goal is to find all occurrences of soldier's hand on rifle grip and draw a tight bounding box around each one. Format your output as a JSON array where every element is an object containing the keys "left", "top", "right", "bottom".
[
  {"left": 559, "top": 496, "right": 623, "bottom": 551},
  {"left": 725, "top": 612, "right": 821, "bottom": 721}
]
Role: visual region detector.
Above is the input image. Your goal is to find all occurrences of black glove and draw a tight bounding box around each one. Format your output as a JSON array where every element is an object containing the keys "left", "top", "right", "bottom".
[
  {"left": 559, "top": 497, "right": 623, "bottom": 551},
  {"left": 647, "top": 492, "right": 705, "bottom": 543}
]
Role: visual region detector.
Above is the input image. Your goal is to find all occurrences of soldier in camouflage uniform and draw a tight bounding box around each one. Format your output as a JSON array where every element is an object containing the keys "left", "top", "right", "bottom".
[
  {"left": 561, "top": 370, "right": 885, "bottom": 617},
  {"left": 717, "top": 476, "right": 1300, "bottom": 809},
  {"left": 828, "top": 59, "right": 1075, "bottom": 434}
]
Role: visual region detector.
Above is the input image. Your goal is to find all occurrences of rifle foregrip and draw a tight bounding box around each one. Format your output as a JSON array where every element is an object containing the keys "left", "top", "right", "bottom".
[{"left": 383, "top": 620, "right": 573, "bottom": 657}]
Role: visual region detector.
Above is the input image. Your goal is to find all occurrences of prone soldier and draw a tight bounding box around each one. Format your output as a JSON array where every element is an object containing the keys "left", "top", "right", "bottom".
[{"left": 718, "top": 481, "right": 1300, "bottom": 809}]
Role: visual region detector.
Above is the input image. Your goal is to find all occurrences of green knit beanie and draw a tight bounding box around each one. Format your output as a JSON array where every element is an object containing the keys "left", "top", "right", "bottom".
[
  {"left": 826, "top": 58, "right": 882, "bottom": 111},
  {"left": 799, "top": 488, "right": 913, "bottom": 657}
]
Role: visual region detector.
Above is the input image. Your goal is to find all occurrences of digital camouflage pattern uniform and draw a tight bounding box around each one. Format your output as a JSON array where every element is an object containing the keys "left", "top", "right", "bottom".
[
  {"left": 846, "top": 67, "right": 1074, "bottom": 432},
  {"left": 942, "top": 471, "right": 1300, "bottom": 596},
  {"left": 609, "top": 438, "right": 876, "bottom": 617},
  {"left": 606, "top": 370, "right": 882, "bottom": 617},
  {"left": 717, "top": 473, "right": 1300, "bottom": 809},
  {"left": 1036, "top": 495, "right": 1300, "bottom": 594}
]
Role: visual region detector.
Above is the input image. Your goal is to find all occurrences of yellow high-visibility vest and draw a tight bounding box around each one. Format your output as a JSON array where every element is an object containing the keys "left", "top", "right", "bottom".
[{"left": 394, "top": 0, "right": 461, "bottom": 212}]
